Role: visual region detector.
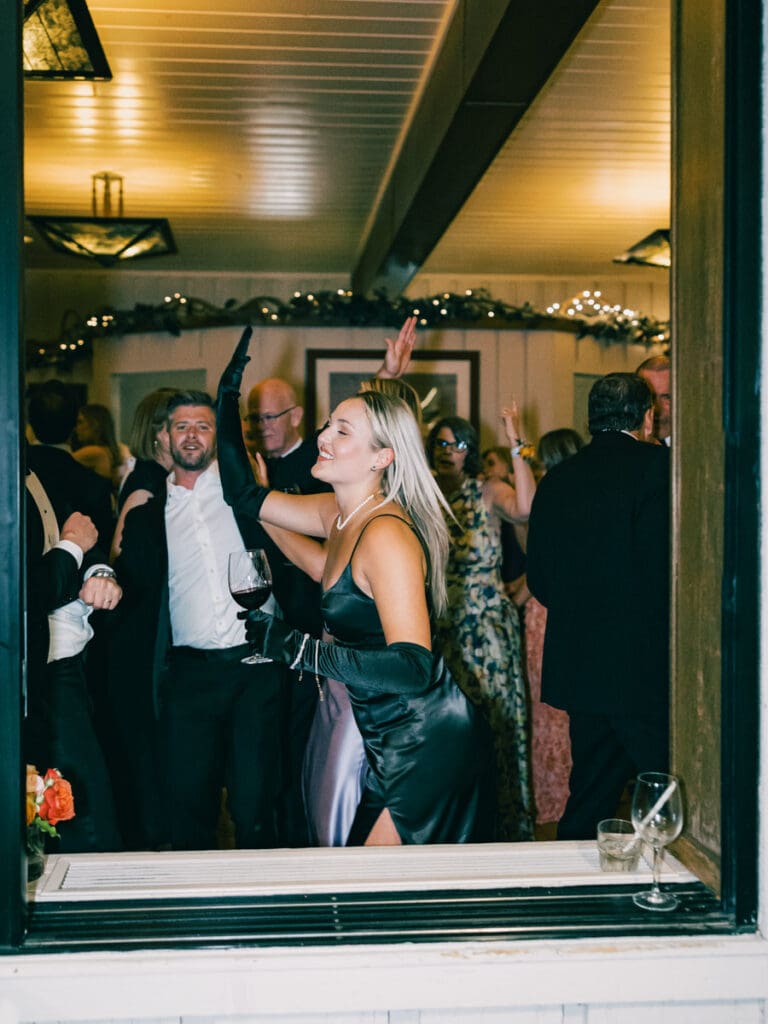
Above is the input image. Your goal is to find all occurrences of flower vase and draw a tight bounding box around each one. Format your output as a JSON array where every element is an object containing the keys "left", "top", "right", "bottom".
[{"left": 26, "top": 826, "right": 46, "bottom": 882}]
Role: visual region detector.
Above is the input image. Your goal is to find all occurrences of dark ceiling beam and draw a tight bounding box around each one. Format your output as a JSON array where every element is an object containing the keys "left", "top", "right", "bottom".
[{"left": 351, "top": 0, "right": 601, "bottom": 296}]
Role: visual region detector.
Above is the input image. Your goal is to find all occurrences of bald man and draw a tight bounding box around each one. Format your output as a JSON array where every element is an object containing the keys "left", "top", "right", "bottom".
[
  {"left": 636, "top": 355, "right": 671, "bottom": 446},
  {"left": 244, "top": 376, "right": 331, "bottom": 846}
]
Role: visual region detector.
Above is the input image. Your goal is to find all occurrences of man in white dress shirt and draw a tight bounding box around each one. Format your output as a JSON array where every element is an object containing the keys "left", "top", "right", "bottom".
[{"left": 115, "top": 391, "right": 283, "bottom": 850}]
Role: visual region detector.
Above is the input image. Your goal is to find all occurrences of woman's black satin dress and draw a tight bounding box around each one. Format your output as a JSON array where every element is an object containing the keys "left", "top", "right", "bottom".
[{"left": 321, "top": 548, "right": 493, "bottom": 845}]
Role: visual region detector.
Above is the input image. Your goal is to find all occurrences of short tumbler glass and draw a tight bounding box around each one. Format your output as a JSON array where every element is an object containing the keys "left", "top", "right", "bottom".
[{"left": 597, "top": 818, "right": 641, "bottom": 872}]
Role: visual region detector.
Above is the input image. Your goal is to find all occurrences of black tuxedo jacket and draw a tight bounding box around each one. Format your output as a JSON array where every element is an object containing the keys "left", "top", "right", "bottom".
[
  {"left": 25, "top": 469, "right": 107, "bottom": 760},
  {"left": 112, "top": 475, "right": 172, "bottom": 702},
  {"left": 526, "top": 431, "right": 670, "bottom": 715},
  {"left": 27, "top": 443, "right": 115, "bottom": 549}
]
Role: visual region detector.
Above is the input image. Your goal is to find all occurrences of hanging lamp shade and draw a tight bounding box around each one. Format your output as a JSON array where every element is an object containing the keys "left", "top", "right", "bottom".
[
  {"left": 23, "top": 0, "right": 112, "bottom": 80},
  {"left": 613, "top": 229, "right": 671, "bottom": 268},
  {"left": 28, "top": 173, "right": 176, "bottom": 267}
]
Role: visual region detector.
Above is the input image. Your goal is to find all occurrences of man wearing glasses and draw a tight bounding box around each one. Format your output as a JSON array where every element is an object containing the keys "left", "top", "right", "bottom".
[{"left": 246, "top": 379, "right": 306, "bottom": 464}]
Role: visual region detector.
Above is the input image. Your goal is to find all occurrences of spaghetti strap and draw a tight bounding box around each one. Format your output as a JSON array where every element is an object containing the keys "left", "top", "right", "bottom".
[{"left": 347, "top": 512, "right": 414, "bottom": 562}]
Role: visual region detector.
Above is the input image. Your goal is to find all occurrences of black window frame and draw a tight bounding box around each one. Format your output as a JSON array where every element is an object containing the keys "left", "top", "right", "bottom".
[{"left": 0, "top": 0, "right": 760, "bottom": 954}]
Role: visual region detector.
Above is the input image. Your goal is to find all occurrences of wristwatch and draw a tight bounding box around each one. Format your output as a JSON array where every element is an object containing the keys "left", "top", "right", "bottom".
[{"left": 89, "top": 567, "right": 117, "bottom": 580}]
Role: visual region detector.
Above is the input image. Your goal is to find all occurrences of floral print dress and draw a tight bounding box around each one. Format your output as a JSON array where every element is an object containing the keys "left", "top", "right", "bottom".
[{"left": 435, "top": 476, "right": 534, "bottom": 841}]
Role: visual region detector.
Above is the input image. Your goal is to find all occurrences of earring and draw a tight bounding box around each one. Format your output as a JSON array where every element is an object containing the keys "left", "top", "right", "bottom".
[{"left": 370, "top": 464, "right": 378, "bottom": 472}]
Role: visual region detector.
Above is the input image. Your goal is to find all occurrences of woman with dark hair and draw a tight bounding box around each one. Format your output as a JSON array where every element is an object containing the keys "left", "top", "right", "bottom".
[
  {"left": 427, "top": 407, "right": 535, "bottom": 841},
  {"left": 537, "top": 428, "right": 584, "bottom": 472},
  {"left": 524, "top": 426, "right": 583, "bottom": 833},
  {"left": 105, "top": 386, "right": 181, "bottom": 849}
]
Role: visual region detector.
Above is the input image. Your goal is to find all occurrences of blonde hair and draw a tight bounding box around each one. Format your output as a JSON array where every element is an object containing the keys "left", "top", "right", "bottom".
[
  {"left": 128, "top": 387, "right": 181, "bottom": 460},
  {"left": 356, "top": 390, "right": 450, "bottom": 615}
]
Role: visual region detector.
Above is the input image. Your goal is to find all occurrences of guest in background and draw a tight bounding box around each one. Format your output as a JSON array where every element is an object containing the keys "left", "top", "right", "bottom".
[
  {"left": 428, "top": 406, "right": 535, "bottom": 841},
  {"left": 527, "top": 375, "right": 669, "bottom": 840},
  {"left": 26, "top": 381, "right": 115, "bottom": 549},
  {"left": 524, "top": 427, "right": 583, "bottom": 834},
  {"left": 481, "top": 446, "right": 527, "bottom": 604},
  {"left": 72, "top": 402, "right": 130, "bottom": 492},
  {"left": 538, "top": 428, "right": 586, "bottom": 472},
  {"left": 105, "top": 386, "right": 180, "bottom": 849},
  {"left": 27, "top": 383, "right": 120, "bottom": 819},
  {"left": 110, "top": 387, "right": 180, "bottom": 561},
  {"left": 25, "top": 463, "right": 122, "bottom": 852},
  {"left": 636, "top": 354, "right": 672, "bottom": 446}
]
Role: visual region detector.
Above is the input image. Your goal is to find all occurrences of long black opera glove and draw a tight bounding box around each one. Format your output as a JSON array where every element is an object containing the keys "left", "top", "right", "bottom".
[
  {"left": 218, "top": 324, "right": 252, "bottom": 395},
  {"left": 216, "top": 326, "right": 271, "bottom": 518},
  {"left": 241, "top": 610, "right": 433, "bottom": 696}
]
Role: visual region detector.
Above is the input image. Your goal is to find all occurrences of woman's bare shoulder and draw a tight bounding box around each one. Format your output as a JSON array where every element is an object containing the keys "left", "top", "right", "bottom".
[
  {"left": 73, "top": 444, "right": 113, "bottom": 478},
  {"left": 355, "top": 510, "right": 424, "bottom": 563}
]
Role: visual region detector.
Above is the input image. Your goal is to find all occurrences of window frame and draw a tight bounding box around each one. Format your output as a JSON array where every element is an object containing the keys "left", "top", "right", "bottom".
[{"left": 1, "top": 0, "right": 761, "bottom": 954}]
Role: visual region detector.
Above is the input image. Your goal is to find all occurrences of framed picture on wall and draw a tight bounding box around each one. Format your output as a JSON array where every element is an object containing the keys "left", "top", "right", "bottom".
[{"left": 305, "top": 349, "right": 480, "bottom": 434}]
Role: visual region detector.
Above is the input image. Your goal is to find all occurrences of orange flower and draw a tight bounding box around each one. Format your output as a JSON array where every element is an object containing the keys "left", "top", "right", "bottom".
[{"left": 37, "top": 769, "right": 75, "bottom": 826}]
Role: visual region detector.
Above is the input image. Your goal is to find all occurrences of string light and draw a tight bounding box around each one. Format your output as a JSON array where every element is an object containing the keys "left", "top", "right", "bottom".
[{"left": 25, "top": 286, "right": 669, "bottom": 370}]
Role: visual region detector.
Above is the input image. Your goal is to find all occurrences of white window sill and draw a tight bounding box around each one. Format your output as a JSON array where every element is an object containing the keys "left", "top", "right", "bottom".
[{"left": 29, "top": 839, "right": 695, "bottom": 902}]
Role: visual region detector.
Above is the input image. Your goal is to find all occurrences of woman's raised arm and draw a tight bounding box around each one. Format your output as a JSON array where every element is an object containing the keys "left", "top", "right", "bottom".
[{"left": 216, "top": 327, "right": 335, "bottom": 538}]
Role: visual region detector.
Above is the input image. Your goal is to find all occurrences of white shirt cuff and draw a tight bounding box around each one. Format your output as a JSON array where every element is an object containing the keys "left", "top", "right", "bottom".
[{"left": 55, "top": 539, "right": 83, "bottom": 568}]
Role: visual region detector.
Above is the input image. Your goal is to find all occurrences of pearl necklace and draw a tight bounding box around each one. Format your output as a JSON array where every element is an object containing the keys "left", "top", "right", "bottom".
[{"left": 336, "top": 493, "right": 377, "bottom": 531}]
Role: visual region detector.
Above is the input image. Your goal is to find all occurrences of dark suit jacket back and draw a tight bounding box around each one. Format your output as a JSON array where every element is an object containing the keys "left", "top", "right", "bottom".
[
  {"left": 526, "top": 431, "right": 670, "bottom": 715},
  {"left": 27, "top": 444, "right": 115, "bottom": 550}
]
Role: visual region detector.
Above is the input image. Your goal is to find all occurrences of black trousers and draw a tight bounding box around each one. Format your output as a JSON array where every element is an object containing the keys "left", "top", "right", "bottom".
[
  {"left": 47, "top": 654, "right": 123, "bottom": 853},
  {"left": 557, "top": 707, "right": 669, "bottom": 841},
  {"left": 161, "top": 646, "right": 284, "bottom": 850}
]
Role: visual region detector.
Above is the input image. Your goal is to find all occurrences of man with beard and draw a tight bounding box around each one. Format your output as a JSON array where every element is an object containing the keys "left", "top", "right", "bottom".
[{"left": 114, "top": 390, "right": 283, "bottom": 850}]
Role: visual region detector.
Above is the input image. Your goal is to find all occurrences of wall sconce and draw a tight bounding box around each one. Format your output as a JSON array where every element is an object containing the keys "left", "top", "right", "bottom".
[
  {"left": 28, "top": 172, "right": 177, "bottom": 267},
  {"left": 613, "top": 229, "right": 671, "bottom": 268},
  {"left": 23, "top": 0, "right": 111, "bottom": 80}
]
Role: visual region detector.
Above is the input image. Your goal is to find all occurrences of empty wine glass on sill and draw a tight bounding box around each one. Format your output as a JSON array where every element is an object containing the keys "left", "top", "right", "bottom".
[{"left": 630, "top": 771, "right": 684, "bottom": 911}]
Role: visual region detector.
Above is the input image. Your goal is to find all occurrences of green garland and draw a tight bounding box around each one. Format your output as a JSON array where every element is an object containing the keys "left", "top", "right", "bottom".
[{"left": 26, "top": 287, "right": 670, "bottom": 369}]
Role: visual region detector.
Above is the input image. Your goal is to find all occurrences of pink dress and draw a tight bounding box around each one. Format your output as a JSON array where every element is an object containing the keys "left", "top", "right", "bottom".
[{"left": 525, "top": 596, "right": 572, "bottom": 824}]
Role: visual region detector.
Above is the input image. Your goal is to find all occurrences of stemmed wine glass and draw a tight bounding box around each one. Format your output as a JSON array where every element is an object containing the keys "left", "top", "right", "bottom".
[
  {"left": 630, "top": 771, "right": 684, "bottom": 911},
  {"left": 228, "top": 549, "right": 273, "bottom": 665}
]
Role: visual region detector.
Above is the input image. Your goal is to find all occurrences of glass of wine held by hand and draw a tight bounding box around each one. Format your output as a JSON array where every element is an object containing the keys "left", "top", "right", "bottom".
[
  {"left": 228, "top": 549, "right": 273, "bottom": 665},
  {"left": 630, "top": 771, "right": 684, "bottom": 912}
]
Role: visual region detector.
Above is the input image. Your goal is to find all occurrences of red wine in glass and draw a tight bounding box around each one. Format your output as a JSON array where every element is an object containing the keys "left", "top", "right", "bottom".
[
  {"left": 228, "top": 549, "right": 273, "bottom": 664},
  {"left": 231, "top": 584, "right": 272, "bottom": 611}
]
